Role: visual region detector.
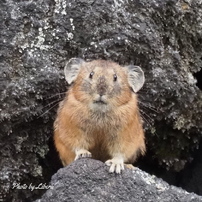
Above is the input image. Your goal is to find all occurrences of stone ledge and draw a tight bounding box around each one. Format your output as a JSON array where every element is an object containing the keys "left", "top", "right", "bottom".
[{"left": 36, "top": 158, "right": 202, "bottom": 202}]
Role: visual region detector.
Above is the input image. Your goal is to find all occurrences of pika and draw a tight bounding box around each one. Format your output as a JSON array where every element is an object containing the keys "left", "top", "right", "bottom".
[{"left": 54, "top": 58, "right": 145, "bottom": 174}]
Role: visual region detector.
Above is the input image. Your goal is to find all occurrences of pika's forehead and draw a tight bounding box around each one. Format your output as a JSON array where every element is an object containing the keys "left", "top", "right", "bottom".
[
  {"left": 93, "top": 66, "right": 116, "bottom": 75},
  {"left": 82, "top": 60, "right": 124, "bottom": 74}
]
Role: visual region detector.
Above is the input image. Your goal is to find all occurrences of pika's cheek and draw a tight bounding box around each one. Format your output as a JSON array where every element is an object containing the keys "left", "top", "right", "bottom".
[
  {"left": 108, "top": 85, "right": 122, "bottom": 98},
  {"left": 80, "top": 81, "right": 92, "bottom": 92}
]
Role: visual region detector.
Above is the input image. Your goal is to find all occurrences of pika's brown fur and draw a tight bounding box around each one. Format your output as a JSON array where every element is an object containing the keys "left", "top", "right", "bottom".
[{"left": 54, "top": 58, "right": 145, "bottom": 173}]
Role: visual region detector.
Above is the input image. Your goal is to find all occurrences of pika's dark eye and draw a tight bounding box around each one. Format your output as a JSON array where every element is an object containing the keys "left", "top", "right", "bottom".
[
  {"left": 113, "top": 74, "right": 117, "bottom": 81},
  {"left": 89, "top": 71, "right": 94, "bottom": 79}
]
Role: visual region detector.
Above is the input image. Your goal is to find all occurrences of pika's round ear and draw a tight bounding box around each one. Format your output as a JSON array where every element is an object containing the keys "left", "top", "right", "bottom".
[
  {"left": 64, "top": 58, "right": 85, "bottom": 84},
  {"left": 125, "top": 65, "right": 145, "bottom": 93}
]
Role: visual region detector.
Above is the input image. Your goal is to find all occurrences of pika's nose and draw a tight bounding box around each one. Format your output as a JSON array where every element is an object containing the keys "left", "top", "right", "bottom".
[{"left": 97, "top": 76, "right": 107, "bottom": 96}]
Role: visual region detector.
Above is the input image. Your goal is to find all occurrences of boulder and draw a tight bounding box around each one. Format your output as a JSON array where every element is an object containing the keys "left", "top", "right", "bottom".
[{"left": 36, "top": 158, "right": 202, "bottom": 202}]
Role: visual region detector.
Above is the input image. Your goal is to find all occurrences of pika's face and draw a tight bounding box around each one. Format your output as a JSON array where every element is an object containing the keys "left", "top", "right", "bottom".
[
  {"left": 76, "top": 60, "right": 132, "bottom": 110},
  {"left": 64, "top": 58, "right": 145, "bottom": 111}
]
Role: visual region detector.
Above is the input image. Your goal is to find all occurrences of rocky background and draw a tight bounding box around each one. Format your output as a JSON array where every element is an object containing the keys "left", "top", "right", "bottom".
[{"left": 0, "top": 0, "right": 202, "bottom": 201}]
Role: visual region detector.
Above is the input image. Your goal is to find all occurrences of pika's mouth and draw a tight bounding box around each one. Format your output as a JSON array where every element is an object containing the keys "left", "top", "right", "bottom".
[
  {"left": 94, "top": 100, "right": 107, "bottom": 105},
  {"left": 93, "top": 96, "right": 107, "bottom": 105}
]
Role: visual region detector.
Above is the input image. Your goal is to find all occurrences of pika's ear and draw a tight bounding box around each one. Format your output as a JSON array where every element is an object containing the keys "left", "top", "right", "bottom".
[
  {"left": 64, "top": 58, "right": 85, "bottom": 84},
  {"left": 125, "top": 65, "right": 145, "bottom": 93}
]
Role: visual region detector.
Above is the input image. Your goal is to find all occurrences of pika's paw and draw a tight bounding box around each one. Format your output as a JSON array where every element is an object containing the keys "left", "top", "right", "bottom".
[
  {"left": 105, "top": 157, "right": 124, "bottom": 174},
  {"left": 75, "top": 149, "right": 92, "bottom": 160},
  {"left": 125, "top": 163, "right": 135, "bottom": 170}
]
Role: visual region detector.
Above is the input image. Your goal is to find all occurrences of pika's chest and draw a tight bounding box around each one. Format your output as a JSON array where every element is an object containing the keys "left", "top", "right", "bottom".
[{"left": 80, "top": 111, "right": 121, "bottom": 132}]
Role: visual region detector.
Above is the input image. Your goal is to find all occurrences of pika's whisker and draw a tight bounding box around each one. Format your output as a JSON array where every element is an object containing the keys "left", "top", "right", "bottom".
[
  {"left": 138, "top": 101, "right": 159, "bottom": 113},
  {"left": 42, "top": 99, "right": 62, "bottom": 109},
  {"left": 140, "top": 113, "right": 152, "bottom": 127},
  {"left": 39, "top": 101, "right": 61, "bottom": 118},
  {"left": 44, "top": 92, "right": 66, "bottom": 100},
  {"left": 139, "top": 108, "right": 154, "bottom": 124}
]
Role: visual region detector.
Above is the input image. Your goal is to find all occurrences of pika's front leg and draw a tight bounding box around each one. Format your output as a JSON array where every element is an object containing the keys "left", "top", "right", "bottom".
[
  {"left": 74, "top": 148, "right": 92, "bottom": 160},
  {"left": 105, "top": 154, "right": 124, "bottom": 174}
]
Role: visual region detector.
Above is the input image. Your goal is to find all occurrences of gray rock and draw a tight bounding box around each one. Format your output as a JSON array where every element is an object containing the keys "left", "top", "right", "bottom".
[
  {"left": 0, "top": 0, "right": 202, "bottom": 201},
  {"left": 36, "top": 158, "right": 202, "bottom": 202}
]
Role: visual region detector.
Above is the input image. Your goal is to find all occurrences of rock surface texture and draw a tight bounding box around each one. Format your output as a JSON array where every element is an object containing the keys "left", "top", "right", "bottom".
[
  {"left": 36, "top": 158, "right": 202, "bottom": 202},
  {"left": 0, "top": 0, "right": 202, "bottom": 201}
]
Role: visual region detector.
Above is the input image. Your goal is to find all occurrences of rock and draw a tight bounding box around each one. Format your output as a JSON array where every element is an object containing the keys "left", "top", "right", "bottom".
[
  {"left": 35, "top": 158, "right": 202, "bottom": 202},
  {"left": 0, "top": 0, "right": 202, "bottom": 201},
  {"left": 179, "top": 142, "right": 202, "bottom": 196}
]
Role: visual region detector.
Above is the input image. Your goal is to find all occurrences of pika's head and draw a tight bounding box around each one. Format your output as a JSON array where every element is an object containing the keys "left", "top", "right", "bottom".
[{"left": 64, "top": 58, "right": 145, "bottom": 111}]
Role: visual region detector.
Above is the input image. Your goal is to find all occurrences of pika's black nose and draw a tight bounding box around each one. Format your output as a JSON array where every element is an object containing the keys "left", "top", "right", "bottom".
[{"left": 97, "top": 76, "right": 107, "bottom": 96}]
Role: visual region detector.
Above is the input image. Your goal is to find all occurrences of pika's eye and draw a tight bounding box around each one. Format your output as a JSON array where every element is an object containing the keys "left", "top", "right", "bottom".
[
  {"left": 89, "top": 71, "right": 94, "bottom": 79},
  {"left": 113, "top": 74, "right": 117, "bottom": 81}
]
